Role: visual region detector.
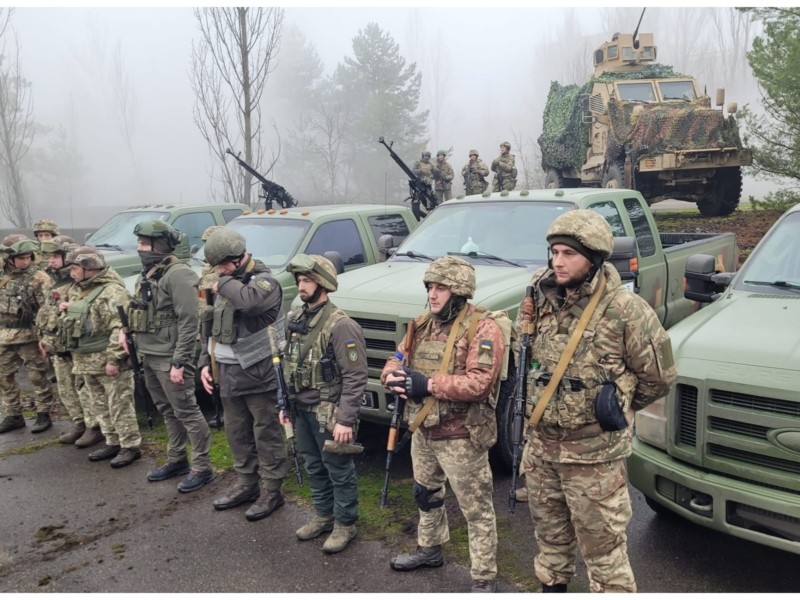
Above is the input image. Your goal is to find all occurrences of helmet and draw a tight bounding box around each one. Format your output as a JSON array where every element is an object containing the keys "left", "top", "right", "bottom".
[
  {"left": 546, "top": 210, "right": 613, "bottom": 261},
  {"left": 203, "top": 228, "right": 246, "bottom": 267},
  {"left": 201, "top": 225, "right": 224, "bottom": 242},
  {"left": 468, "top": 149, "right": 479, "bottom": 157},
  {"left": 133, "top": 219, "right": 182, "bottom": 249},
  {"left": 33, "top": 219, "right": 60, "bottom": 236},
  {"left": 42, "top": 235, "right": 78, "bottom": 256},
  {"left": 421, "top": 151, "right": 432, "bottom": 159},
  {"left": 437, "top": 149, "right": 447, "bottom": 157},
  {"left": 8, "top": 239, "right": 39, "bottom": 258},
  {"left": 287, "top": 253, "right": 338, "bottom": 292},
  {"left": 2, "top": 233, "right": 27, "bottom": 247},
  {"left": 65, "top": 246, "right": 106, "bottom": 270},
  {"left": 423, "top": 256, "right": 476, "bottom": 299},
  {"left": 500, "top": 141, "right": 511, "bottom": 150}
]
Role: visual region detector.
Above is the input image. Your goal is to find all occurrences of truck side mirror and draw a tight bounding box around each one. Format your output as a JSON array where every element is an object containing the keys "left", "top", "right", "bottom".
[
  {"left": 609, "top": 236, "right": 638, "bottom": 289},
  {"left": 684, "top": 253, "right": 735, "bottom": 303},
  {"left": 377, "top": 234, "right": 396, "bottom": 261}
]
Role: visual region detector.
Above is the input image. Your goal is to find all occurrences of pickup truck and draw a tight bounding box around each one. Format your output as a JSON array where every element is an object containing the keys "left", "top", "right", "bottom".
[
  {"left": 324, "top": 188, "right": 738, "bottom": 469},
  {"left": 629, "top": 202, "right": 800, "bottom": 555},
  {"left": 86, "top": 203, "right": 250, "bottom": 278}
]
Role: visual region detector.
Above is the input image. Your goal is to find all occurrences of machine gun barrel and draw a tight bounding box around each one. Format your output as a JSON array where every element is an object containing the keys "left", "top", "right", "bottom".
[
  {"left": 377, "top": 137, "right": 437, "bottom": 221},
  {"left": 225, "top": 148, "right": 297, "bottom": 209}
]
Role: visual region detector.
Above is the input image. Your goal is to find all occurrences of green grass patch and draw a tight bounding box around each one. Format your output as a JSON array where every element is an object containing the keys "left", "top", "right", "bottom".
[{"left": 0, "top": 437, "right": 61, "bottom": 458}]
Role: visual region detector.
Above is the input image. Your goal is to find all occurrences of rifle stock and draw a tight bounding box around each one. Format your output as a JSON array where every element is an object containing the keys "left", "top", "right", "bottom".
[
  {"left": 116, "top": 305, "right": 154, "bottom": 430},
  {"left": 204, "top": 289, "right": 223, "bottom": 430},
  {"left": 273, "top": 355, "right": 303, "bottom": 486},
  {"left": 509, "top": 286, "right": 534, "bottom": 513},
  {"left": 378, "top": 137, "right": 438, "bottom": 221}
]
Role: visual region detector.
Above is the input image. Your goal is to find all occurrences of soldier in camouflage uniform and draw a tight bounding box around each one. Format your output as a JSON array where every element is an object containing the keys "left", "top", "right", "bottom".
[
  {"left": 199, "top": 228, "right": 288, "bottom": 520},
  {"left": 62, "top": 246, "right": 142, "bottom": 467},
  {"left": 33, "top": 219, "right": 60, "bottom": 242},
  {"left": 412, "top": 151, "right": 436, "bottom": 188},
  {"left": 382, "top": 256, "right": 504, "bottom": 594},
  {"left": 461, "top": 150, "right": 490, "bottom": 195},
  {"left": 0, "top": 240, "right": 55, "bottom": 434},
  {"left": 284, "top": 254, "right": 368, "bottom": 554},
  {"left": 491, "top": 141, "right": 517, "bottom": 192},
  {"left": 35, "top": 236, "right": 99, "bottom": 444},
  {"left": 433, "top": 150, "right": 454, "bottom": 204},
  {"left": 515, "top": 210, "right": 676, "bottom": 593},
  {"left": 127, "top": 220, "right": 213, "bottom": 492}
]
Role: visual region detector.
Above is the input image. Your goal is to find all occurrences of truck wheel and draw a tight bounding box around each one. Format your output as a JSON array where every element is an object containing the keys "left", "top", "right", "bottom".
[
  {"left": 698, "top": 167, "right": 742, "bottom": 217},
  {"left": 602, "top": 163, "right": 625, "bottom": 189},
  {"left": 544, "top": 169, "right": 579, "bottom": 189}
]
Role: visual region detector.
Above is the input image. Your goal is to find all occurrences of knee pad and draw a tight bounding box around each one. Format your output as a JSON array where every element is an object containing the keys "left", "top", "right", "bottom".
[{"left": 412, "top": 480, "right": 444, "bottom": 512}]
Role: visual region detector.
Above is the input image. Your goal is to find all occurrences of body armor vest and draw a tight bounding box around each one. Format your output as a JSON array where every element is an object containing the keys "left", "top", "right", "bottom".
[
  {"left": 0, "top": 269, "right": 38, "bottom": 328},
  {"left": 128, "top": 262, "right": 180, "bottom": 333},
  {"left": 62, "top": 283, "right": 112, "bottom": 354}
]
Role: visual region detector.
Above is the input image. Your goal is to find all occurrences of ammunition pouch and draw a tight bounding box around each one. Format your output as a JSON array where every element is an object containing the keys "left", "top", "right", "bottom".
[
  {"left": 127, "top": 304, "right": 176, "bottom": 334},
  {"left": 594, "top": 381, "right": 629, "bottom": 432},
  {"left": 413, "top": 481, "right": 444, "bottom": 512},
  {"left": 212, "top": 300, "right": 237, "bottom": 344},
  {"left": 200, "top": 304, "right": 214, "bottom": 338}
]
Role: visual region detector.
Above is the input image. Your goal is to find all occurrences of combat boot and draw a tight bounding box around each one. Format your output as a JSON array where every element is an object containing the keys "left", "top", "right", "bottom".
[
  {"left": 0, "top": 415, "right": 26, "bottom": 434},
  {"left": 471, "top": 579, "right": 497, "bottom": 593},
  {"left": 59, "top": 422, "right": 86, "bottom": 444},
  {"left": 322, "top": 522, "right": 357, "bottom": 554},
  {"left": 147, "top": 458, "right": 190, "bottom": 482},
  {"left": 390, "top": 545, "right": 444, "bottom": 571},
  {"left": 541, "top": 583, "right": 568, "bottom": 593},
  {"left": 296, "top": 514, "right": 335, "bottom": 541},
  {"left": 88, "top": 443, "right": 121, "bottom": 462},
  {"left": 110, "top": 447, "right": 142, "bottom": 468},
  {"left": 244, "top": 490, "right": 284, "bottom": 521},
  {"left": 30, "top": 412, "right": 52, "bottom": 434},
  {"left": 75, "top": 425, "right": 104, "bottom": 448},
  {"left": 213, "top": 483, "right": 260, "bottom": 510}
]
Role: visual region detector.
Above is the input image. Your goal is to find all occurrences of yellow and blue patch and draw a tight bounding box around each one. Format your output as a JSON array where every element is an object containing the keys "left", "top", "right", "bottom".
[{"left": 346, "top": 340, "right": 359, "bottom": 363}]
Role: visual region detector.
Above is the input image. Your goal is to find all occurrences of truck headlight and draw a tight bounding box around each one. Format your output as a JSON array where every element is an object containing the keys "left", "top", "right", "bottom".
[{"left": 634, "top": 397, "right": 667, "bottom": 451}]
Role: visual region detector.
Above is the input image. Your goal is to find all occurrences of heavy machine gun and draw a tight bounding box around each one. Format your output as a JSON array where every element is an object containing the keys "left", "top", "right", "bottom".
[
  {"left": 225, "top": 148, "right": 298, "bottom": 210},
  {"left": 378, "top": 137, "right": 438, "bottom": 221}
]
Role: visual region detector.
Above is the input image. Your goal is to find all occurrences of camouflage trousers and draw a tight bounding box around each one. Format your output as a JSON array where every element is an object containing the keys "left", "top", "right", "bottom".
[
  {"left": 0, "top": 342, "right": 54, "bottom": 416},
  {"left": 492, "top": 177, "right": 517, "bottom": 192},
  {"left": 411, "top": 433, "right": 497, "bottom": 581},
  {"left": 83, "top": 370, "right": 142, "bottom": 449},
  {"left": 436, "top": 189, "right": 453, "bottom": 204},
  {"left": 522, "top": 449, "right": 636, "bottom": 593},
  {"left": 52, "top": 354, "right": 95, "bottom": 427}
]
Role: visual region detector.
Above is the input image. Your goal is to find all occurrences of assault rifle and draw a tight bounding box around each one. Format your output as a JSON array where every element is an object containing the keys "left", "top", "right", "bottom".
[
  {"left": 378, "top": 137, "right": 438, "bottom": 221},
  {"left": 464, "top": 163, "right": 472, "bottom": 194},
  {"left": 204, "top": 289, "right": 223, "bottom": 429},
  {"left": 273, "top": 355, "right": 303, "bottom": 485},
  {"left": 509, "top": 286, "right": 534, "bottom": 513},
  {"left": 116, "top": 305, "right": 154, "bottom": 430},
  {"left": 225, "top": 148, "right": 298, "bottom": 210}
]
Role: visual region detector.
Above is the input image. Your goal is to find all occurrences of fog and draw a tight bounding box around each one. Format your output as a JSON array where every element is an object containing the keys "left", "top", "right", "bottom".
[{"left": 3, "top": 6, "right": 772, "bottom": 229}]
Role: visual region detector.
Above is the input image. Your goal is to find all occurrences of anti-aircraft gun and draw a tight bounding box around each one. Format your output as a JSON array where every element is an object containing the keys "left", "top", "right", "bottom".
[
  {"left": 538, "top": 8, "right": 751, "bottom": 217},
  {"left": 226, "top": 148, "right": 298, "bottom": 210},
  {"left": 378, "top": 137, "right": 438, "bottom": 221}
]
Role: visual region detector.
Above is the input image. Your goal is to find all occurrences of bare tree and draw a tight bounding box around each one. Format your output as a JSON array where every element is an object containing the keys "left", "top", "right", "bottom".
[
  {"left": 511, "top": 129, "right": 546, "bottom": 190},
  {"left": 308, "top": 79, "right": 355, "bottom": 202},
  {"left": 191, "top": 7, "right": 284, "bottom": 207},
  {"left": 111, "top": 41, "right": 138, "bottom": 172},
  {"left": 0, "top": 10, "right": 34, "bottom": 228}
]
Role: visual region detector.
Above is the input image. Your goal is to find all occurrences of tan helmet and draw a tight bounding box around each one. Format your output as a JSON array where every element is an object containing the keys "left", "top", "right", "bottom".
[
  {"left": 66, "top": 246, "right": 107, "bottom": 270},
  {"left": 287, "top": 253, "right": 338, "bottom": 292},
  {"left": 33, "top": 219, "right": 60, "bottom": 236},
  {"left": 201, "top": 225, "right": 224, "bottom": 242},
  {"left": 546, "top": 209, "right": 614, "bottom": 261},
  {"left": 423, "top": 256, "right": 476, "bottom": 299},
  {"left": 2, "top": 233, "right": 28, "bottom": 247},
  {"left": 468, "top": 149, "right": 479, "bottom": 157},
  {"left": 500, "top": 141, "right": 511, "bottom": 150},
  {"left": 203, "top": 228, "right": 246, "bottom": 267}
]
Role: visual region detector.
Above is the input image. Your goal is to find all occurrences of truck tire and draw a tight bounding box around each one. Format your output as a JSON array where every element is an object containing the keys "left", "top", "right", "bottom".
[
  {"left": 544, "top": 168, "right": 579, "bottom": 190},
  {"left": 602, "top": 163, "right": 625, "bottom": 189},
  {"left": 489, "top": 352, "right": 518, "bottom": 473},
  {"left": 698, "top": 167, "right": 742, "bottom": 217}
]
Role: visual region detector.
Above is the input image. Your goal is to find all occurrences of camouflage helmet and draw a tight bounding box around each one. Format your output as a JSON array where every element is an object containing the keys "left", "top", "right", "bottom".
[
  {"left": 133, "top": 219, "right": 181, "bottom": 249},
  {"left": 201, "top": 225, "right": 224, "bottom": 242},
  {"left": 33, "top": 218, "right": 60, "bottom": 236},
  {"left": 436, "top": 149, "right": 447, "bottom": 157},
  {"left": 66, "top": 246, "right": 106, "bottom": 270},
  {"left": 423, "top": 256, "right": 475, "bottom": 299},
  {"left": 203, "top": 228, "right": 246, "bottom": 267},
  {"left": 546, "top": 209, "right": 613, "bottom": 261},
  {"left": 2, "top": 233, "right": 28, "bottom": 247},
  {"left": 421, "top": 151, "right": 432, "bottom": 159},
  {"left": 500, "top": 141, "right": 511, "bottom": 150},
  {"left": 41, "top": 235, "right": 78, "bottom": 256},
  {"left": 468, "top": 149, "right": 479, "bottom": 157},
  {"left": 7, "top": 239, "right": 39, "bottom": 258},
  {"left": 287, "top": 253, "right": 338, "bottom": 292}
]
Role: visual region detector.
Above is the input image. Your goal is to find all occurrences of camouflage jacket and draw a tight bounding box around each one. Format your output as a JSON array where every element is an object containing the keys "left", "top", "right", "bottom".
[
  {"left": 461, "top": 159, "right": 490, "bottom": 194},
  {"left": 381, "top": 304, "right": 505, "bottom": 442},
  {"left": 412, "top": 160, "right": 437, "bottom": 185},
  {"left": 514, "top": 263, "right": 676, "bottom": 464},
  {"left": 68, "top": 269, "right": 132, "bottom": 375},
  {"left": 0, "top": 264, "right": 52, "bottom": 345},
  {"left": 491, "top": 153, "right": 517, "bottom": 177},
  {"left": 35, "top": 270, "right": 77, "bottom": 354},
  {"left": 433, "top": 160, "right": 454, "bottom": 191}
]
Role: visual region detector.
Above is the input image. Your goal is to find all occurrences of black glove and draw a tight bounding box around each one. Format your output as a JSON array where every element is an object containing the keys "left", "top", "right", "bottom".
[{"left": 402, "top": 367, "right": 430, "bottom": 403}]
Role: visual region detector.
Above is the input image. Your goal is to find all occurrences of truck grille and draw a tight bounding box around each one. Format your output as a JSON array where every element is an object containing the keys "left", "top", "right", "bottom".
[
  {"left": 708, "top": 417, "right": 770, "bottom": 439},
  {"left": 351, "top": 313, "right": 404, "bottom": 380},
  {"left": 709, "top": 444, "right": 800, "bottom": 476},
  {"left": 711, "top": 389, "right": 800, "bottom": 418},
  {"left": 352, "top": 317, "right": 397, "bottom": 332},
  {"left": 676, "top": 384, "right": 698, "bottom": 446}
]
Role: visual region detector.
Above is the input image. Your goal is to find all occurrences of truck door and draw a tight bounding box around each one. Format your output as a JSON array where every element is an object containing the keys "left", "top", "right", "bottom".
[{"left": 622, "top": 196, "right": 668, "bottom": 323}]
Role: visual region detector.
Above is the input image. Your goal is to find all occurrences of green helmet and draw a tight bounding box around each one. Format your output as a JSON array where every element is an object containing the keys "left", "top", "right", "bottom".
[
  {"left": 133, "top": 219, "right": 182, "bottom": 249},
  {"left": 33, "top": 218, "right": 60, "bottom": 236},
  {"left": 65, "top": 246, "right": 106, "bottom": 270},
  {"left": 287, "top": 253, "right": 338, "bottom": 292},
  {"left": 500, "top": 141, "right": 511, "bottom": 150},
  {"left": 203, "top": 228, "right": 246, "bottom": 267},
  {"left": 546, "top": 209, "right": 613, "bottom": 261},
  {"left": 8, "top": 239, "right": 40, "bottom": 258},
  {"left": 42, "top": 235, "right": 78, "bottom": 256},
  {"left": 423, "top": 256, "right": 475, "bottom": 299},
  {"left": 437, "top": 149, "right": 447, "bottom": 157}
]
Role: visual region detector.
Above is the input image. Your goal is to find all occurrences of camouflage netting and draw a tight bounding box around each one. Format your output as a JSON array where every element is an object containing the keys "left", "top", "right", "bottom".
[{"left": 538, "top": 80, "right": 593, "bottom": 172}]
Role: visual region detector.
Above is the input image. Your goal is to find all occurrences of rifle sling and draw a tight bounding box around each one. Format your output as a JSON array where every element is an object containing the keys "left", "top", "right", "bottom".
[{"left": 528, "top": 271, "right": 606, "bottom": 428}]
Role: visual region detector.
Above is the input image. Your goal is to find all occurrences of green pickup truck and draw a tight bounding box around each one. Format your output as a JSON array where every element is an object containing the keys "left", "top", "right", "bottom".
[
  {"left": 629, "top": 202, "right": 800, "bottom": 555},
  {"left": 325, "top": 188, "right": 738, "bottom": 469},
  {"left": 87, "top": 203, "right": 250, "bottom": 278}
]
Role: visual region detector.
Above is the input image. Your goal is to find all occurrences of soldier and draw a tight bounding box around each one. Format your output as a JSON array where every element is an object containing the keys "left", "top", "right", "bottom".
[
  {"left": 412, "top": 150, "right": 436, "bottom": 188},
  {"left": 35, "top": 237, "right": 102, "bottom": 445},
  {"left": 461, "top": 150, "right": 490, "bottom": 195},
  {"left": 198, "top": 224, "right": 225, "bottom": 429},
  {"left": 491, "top": 141, "right": 517, "bottom": 192},
  {"left": 433, "top": 150, "right": 454, "bottom": 204},
  {"left": 126, "top": 220, "right": 213, "bottom": 491},
  {"left": 515, "top": 210, "right": 676, "bottom": 593},
  {"left": 0, "top": 239, "right": 55, "bottom": 434},
  {"left": 61, "top": 246, "right": 142, "bottom": 467},
  {"left": 382, "top": 256, "right": 504, "bottom": 593},
  {"left": 33, "top": 219, "right": 60, "bottom": 242},
  {"left": 199, "top": 228, "right": 288, "bottom": 521},
  {"left": 283, "top": 254, "right": 368, "bottom": 554}
]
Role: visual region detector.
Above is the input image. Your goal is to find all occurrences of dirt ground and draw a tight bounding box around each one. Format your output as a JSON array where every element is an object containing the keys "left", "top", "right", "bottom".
[{"left": 653, "top": 208, "right": 784, "bottom": 267}]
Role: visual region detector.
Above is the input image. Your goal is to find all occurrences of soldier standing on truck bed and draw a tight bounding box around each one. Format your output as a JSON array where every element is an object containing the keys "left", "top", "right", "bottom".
[
  {"left": 433, "top": 150, "right": 454, "bottom": 204},
  {"left": 461, "top": 150, "right": 490, "bottom": 195},
  {"left": 491, "top": 141, "right": 517, "bottom": 192},
  {"left": 515, "top": 209, "right": 676, "bottom": 593}
]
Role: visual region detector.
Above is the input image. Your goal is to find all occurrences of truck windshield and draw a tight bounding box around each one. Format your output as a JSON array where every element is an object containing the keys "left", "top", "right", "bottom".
[
  {"left": 89, "top": 211, "right": 169, "bottom": 252},
  {"left": 393, "top": 200, "right": 575, "bottom": 267},
  {"left": 738, "top": 211, "right": 800, "bottom": 293},
  {"left": 658, "top": 80, "right": 696, "bottom": 101},
  {"left": 616, "top": 81, "right": 656, "bottom": 102},
  {"left": 193, "top": 217, "right": 310, "bottom": 271}
]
